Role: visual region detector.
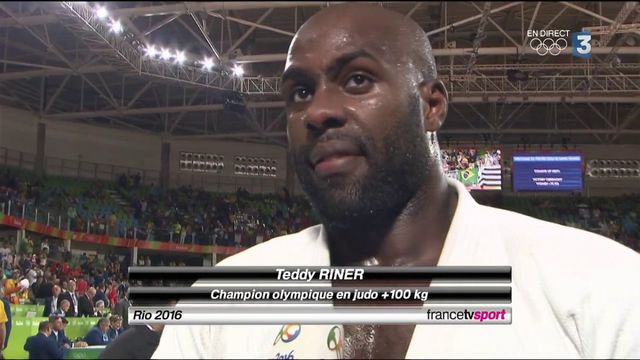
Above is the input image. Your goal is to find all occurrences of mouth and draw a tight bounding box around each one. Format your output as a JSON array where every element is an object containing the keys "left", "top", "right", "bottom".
[{"left": 308, "top": 141, "right": 365, "bottom": 177}]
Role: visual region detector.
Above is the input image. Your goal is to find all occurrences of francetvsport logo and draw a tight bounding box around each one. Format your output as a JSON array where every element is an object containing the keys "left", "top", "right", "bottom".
[{"left": 527, "top": 29, "right": 591, "bottom": 59}]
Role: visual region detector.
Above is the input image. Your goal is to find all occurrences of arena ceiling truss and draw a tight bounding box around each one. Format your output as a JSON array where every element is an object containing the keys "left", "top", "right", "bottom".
[{"left": 0, "top": 1, "right": 639, "bottom": 145}]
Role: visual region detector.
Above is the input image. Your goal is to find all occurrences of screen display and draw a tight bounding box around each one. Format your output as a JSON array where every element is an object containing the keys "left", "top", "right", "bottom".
[
  {"left": 441, "top": 148, "right": 502, "bottom": 190},
  {"left": 512, "top": 152, "right": 583, "bottom": 192}
]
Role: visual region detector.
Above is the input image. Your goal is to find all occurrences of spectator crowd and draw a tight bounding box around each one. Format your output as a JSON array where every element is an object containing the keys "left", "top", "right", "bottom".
[
  {"left": 1, "top": 166, "right": 315, "bottom": 248},
  {"left": 0, "top": 232, "right": 131, "bottom": 359}
]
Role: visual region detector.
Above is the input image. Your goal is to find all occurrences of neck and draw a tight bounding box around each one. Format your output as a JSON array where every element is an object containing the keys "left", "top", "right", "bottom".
[{"left": 328, "top": 172, "right": 457, "bottom": 266}]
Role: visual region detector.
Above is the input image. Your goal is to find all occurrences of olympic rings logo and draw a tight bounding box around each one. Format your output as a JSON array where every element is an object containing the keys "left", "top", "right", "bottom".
[{"left": 529, "top": 37, "right": 568, "bottom": 56}]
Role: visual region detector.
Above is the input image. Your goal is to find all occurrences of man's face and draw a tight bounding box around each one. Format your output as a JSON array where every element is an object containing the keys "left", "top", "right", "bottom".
[
  {"left": 282, "top": 14, "right": 432, "bottom": 226},
  {"left": 68, "top": 281, "right": 76, "bottom": 293},
  {"left": 112, "top": 319, "right": 122, "bottom": 330},
  {"left": 100, "top": 322, "right": 110, "bottom": 332},
  {"left": 52, "top": 318, "right": 63, "bottom": 331},
  {"left": 61, "top": 301, "right": 70, "bottom": 311},
  {"left": 53, "top": 286, "right": 60, "bottom": 297}
]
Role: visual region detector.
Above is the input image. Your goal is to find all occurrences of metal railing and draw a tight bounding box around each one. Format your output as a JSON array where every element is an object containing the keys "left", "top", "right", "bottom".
[
  {"left": 0, "top": 146, "right": 160, "bottom": 186},
  {"left": 240, "top": 73, "right": 640, "bottom": 96},
  {"left": 0, "top": 147, "right": 286, "bottom": 194}
]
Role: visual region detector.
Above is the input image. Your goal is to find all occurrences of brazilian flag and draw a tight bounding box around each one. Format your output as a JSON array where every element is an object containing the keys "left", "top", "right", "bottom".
[{"left": 458, "top": 168, "right": 478, "bottom": 186}]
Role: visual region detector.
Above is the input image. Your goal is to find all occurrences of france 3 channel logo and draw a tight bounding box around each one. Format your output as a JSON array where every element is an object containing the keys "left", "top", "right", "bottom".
[
  {"left": 572, "top": 31, "right": 592, "bottom": 59},
  {"left": 527, "top": 30, "right": 591, "bottom": 59}
]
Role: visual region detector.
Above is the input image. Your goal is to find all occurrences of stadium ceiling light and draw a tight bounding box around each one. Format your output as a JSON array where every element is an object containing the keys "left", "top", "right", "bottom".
[
  {"left": 160, "top": 48, "right": 172, "bottom": 61},
  {"left": 109, "top": 19, "right": 123, "bottom": 34},
  {"left": 144, "top": 45, "right": 158, "bottom": 58},
  {"left": 95, "top": 5, "right": 109, "bottom": 20},
  {"left": 201, "top": 57, "right": 214, "bottom": 71},
  {"left": 174, "top": 50, "right": 186, "bottom": 65},
  {"left": 232, "top": 64, "right": 245, "bottom": 77}
]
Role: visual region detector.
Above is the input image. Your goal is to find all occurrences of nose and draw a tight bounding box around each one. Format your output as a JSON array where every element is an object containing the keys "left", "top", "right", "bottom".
[{"left": 303, "top": 87, "right": 346, "bottom": 135}]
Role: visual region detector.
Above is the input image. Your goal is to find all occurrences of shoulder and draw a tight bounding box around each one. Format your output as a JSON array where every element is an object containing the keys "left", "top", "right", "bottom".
[
  {"left": 475, "top": 204, "right": 640, "bottom": 277},
  {"left": 473, "top": 205, "right": 640, "bottom": 347},
  {"left": 217, "top": 225, "right": 325, "bottom": 266}
]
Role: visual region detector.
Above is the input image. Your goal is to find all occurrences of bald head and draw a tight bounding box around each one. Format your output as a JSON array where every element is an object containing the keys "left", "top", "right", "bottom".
[{"left": 288, "top": 4, "right": 437, "bottom": 85}]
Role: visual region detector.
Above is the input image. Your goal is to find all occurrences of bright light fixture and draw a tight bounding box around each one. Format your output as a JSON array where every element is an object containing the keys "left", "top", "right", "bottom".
[
  {"left": 95, "top": 5, "right": 109, "bottom": 19},
  {"left": 174, "top": 51, "right": 186, "bottom": 64},
  {"left": 232, "top": 64, "right": 244, "bottom": 77},
  {"left": 144, "top": 45, "right": 158, "bottom": 58},
  {"left": 201, "top": 57, "right": 214, "bottom": 71},
  {"left": 109, "top": 19, "right": 123, "bottom": 34},
  {"left": 160, "top": 48, "right": 172, "bottom": 61}
]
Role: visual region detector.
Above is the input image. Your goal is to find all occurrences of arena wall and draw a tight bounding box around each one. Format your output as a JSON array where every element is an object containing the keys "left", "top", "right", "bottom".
[
  {"left": 1, "top": 105, "right": 638, "bottom": 196},
  {"left": 0, "top": 105, "right": 161, "bottom": 170},
  {"left": 0, "top": 105, "right": 288, "bottom": 193},
  {"left": 0, "top": 105, "right": 38, "bottom": 154}
]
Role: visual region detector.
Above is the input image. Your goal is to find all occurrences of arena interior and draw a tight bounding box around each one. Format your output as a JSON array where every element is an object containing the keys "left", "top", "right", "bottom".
[{"left": 0, "top": 1, "right": 639, "bottom": 359}]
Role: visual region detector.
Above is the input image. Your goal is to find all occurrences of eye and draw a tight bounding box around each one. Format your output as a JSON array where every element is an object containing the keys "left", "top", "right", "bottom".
[
  {"left": 290, "top": 87, "right": 313, "bottom": 103},
  {"left": 345, "top": 74, "right": 373, "bottom": 90}
]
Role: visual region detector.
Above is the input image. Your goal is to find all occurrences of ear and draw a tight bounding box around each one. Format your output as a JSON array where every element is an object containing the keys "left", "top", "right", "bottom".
[{"left": 419, "top": 79, "right": 449, "bottom": 132}]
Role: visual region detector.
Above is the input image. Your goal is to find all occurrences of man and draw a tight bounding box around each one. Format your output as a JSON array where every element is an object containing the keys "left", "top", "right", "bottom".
[
  {"left": 36, "top": 275, "right": 54, "bottom": 301},
  {"left": 49, "top": 316, "right": 71, "bottom": 348},
  {"left": 100, "top": 324, "right": 164, "bottom": 359},
  {"left": 114, "top": 290, "right": 130, "bottom": 329},
  {"left": 153, "top": 4, "right": 640, "bottom": 359},
  {"left": 95, "top": 300, "right": 106, "bottom": 317},
  {"left": 57, "top": 280, "right": 78, "bottom": 317},
  {"left": 60, "top": 281, "right": 68, "bottom": 294},
  {"left": 117, "top": 280, "right": 128, "bottom": 300},
  {"left": 83, "top": 318, "right": 111, "bottom": 346},
  {"left": 48, "top": 315, "right": 71, "bottom": 349},
  {"left": 23, "top": 321, "right": 65, "bottom": 359},
  {"left": 43, "top": 285, "right": 61, "bottom": 317},
  {"left": 30, "top": 275, "right": 46, "bottom": 304},
  {"left": 49, "top": 316, "right": 87, "bottom": 350},
  {"left": 52, "top": 299, "right": 71, "bottom": 318},
  {"left": 94, "top": 283, "right": 109, "bottom": 309},
  {"left": 107, "top": 315, "right": 124, "bottom": 341},
  {"left": 25, "top": 267, "right": 37, "bottom": 286},
  {"left": 78, "top": 286, "right": 95, "bottom": 317}
]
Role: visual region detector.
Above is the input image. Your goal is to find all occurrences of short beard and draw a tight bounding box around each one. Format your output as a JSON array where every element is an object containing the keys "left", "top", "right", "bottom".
[{"left": 290, "top": 94, "right": 434, "bottom": 257}]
